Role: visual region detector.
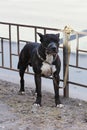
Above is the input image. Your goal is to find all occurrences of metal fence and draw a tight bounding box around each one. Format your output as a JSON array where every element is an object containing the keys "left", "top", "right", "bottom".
[{"left": 0, "top": 22, "right": 87, "bottom": 97}]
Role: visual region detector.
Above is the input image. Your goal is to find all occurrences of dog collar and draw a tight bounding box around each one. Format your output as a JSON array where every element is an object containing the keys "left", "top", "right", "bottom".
[
  {"left": 37, "top": 48, "right": 45, "bottom": 62},
  {"left": 37, "top": 48, "right": 57, "bottom": 65}
]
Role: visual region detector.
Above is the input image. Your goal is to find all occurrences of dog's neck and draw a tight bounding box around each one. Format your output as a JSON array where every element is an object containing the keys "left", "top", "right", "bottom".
[
  {"left": 37, "top": 45, "right": 57, "bottom": 65},
  {"left": 37, "top": 45, "right": 46, "bottom": 60}
]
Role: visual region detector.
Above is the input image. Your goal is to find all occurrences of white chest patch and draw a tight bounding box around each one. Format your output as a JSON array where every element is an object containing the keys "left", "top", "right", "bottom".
[
  {"left": 41, "top": 55, "right": 56, "bottom": 77},
  {"left": 45, "top": 55, "right": 53, "bottom": 64}
]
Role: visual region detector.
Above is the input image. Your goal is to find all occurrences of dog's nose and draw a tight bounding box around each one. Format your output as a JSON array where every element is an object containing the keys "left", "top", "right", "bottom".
[{"left": 52, "top": 46, "right": 57, "bottom": 51}]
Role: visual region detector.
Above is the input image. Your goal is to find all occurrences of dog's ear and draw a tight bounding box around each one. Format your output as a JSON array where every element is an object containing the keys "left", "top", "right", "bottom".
[
  {"left": 37, "top": 33, "right": 44, "bottom": 42},
  {"left": 56, "top": 33, "right": 60, "bottom": 44},
  {"left": 55, "top": 33, "right": 60, "bottom": 46}
]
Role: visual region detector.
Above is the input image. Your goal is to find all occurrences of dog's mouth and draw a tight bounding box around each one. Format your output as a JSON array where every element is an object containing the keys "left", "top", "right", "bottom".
[{"left": 46, "top": 48, "right": 58, "bottom": 56}]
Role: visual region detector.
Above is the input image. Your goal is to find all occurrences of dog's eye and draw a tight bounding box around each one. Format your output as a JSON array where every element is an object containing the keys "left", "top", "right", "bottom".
[
  {"left": 46, "top": 39, "right": 50, "bottom": 43},
  {"left": 44, "top": 40, "right": 50, "bottom": 46},
  {"left": 56, "top": 41, "right": 59, "bottom": 45},
  {"left": 42, "top": 42, "right": 48, "bottom": 48},
  {"left": 56, "top": 42, "right": 59, "bottom": 47},
  {"left": 54, "top": 40, "right": 59, "bottom": 46}
]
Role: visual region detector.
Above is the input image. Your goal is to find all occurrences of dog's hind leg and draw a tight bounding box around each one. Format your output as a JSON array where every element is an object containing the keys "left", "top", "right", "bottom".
[{"left": 19, "top": 66, "right": 27, "bottom": 94}]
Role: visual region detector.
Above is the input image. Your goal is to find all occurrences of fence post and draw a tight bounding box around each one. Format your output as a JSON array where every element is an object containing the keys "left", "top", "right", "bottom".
[{"left": 63, "top": 26, "right": 73, "bottom": 97}]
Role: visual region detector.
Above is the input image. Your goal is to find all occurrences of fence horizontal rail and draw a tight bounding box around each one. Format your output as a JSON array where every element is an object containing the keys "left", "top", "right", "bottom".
[{"left": 0, "top": 21, "right": 61, "bottom": 32}]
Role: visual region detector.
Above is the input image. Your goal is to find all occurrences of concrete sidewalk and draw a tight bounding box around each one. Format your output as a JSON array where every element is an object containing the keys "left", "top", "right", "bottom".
[{"left": 0, "top": 101, "right": 18, "bottom": 130}]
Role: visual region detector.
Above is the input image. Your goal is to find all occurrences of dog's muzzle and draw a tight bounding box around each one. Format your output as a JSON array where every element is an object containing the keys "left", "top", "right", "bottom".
[{"left": 46, "top": 42, "right": 58, "bottom": 55}]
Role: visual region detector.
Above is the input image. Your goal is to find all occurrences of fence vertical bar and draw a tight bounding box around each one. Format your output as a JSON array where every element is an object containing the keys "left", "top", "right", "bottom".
[
  {"left": 9, "top": 24, "right": 12, "bottom": 68},
  {"left": 1, "top": 38, "right": 4, "bottom": 67},
  {"left": 35, "top": 27, "right": 37, "bottom": 42},
  {"left": 63, "top": 26, "right": 73, "bottom": 97},
  {"left": 17, "top": 25, "right": 20, "bottom": 55},
  {"left": 63, "top": 40, "right": 69, "bottom": 97},
  {"left": 76, "top": 33, "right": 79, "bottom": 67},
  {"left": 44, "top": 29, "right": 46, "bottom": 34}
]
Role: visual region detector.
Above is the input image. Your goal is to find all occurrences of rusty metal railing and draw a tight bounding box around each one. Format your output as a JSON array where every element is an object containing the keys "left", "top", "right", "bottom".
[{"left": 0, "top": 21, "right": 87, "bottom": 97}]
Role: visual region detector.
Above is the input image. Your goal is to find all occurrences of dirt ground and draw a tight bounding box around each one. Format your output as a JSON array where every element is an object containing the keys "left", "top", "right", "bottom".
[{"left": 0, "top": 80, "right": 87, "bottom": 130}]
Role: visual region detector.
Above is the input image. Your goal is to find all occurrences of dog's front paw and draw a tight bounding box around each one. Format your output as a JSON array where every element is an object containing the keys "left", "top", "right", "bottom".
[
  {"left": 34, "top": 97, "right": 41, "bottom": 107},
  {"left": 56, "top": 104, "right": 64, "bottom": 108},
  {"left": 55, "top": 98, "right": 64, "bottom": 108},
  {"left": 33, "top": 103, "right": 41, "bottom": 107},
  {"left": 18, "top": 91, "right": 25, "bottom": 95}
]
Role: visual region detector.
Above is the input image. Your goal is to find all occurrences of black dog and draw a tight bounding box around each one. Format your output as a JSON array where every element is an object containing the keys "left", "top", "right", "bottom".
[{"left": 18, "top": 33, "right": 62, "bottom": 107}]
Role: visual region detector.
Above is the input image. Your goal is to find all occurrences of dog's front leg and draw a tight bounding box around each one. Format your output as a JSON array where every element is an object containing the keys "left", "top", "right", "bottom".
[
  {"left": 34, "top": 74, "right": 42, "bottom": 106},
  {"left": 53, "top": 72, "right": 61, "bottom": 106}
]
